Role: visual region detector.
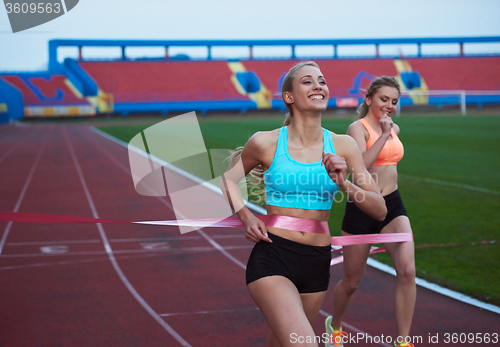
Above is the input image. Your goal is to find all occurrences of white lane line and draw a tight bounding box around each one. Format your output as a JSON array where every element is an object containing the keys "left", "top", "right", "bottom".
[
  {"left": 64, "top": 127, "right": 192, "bottom": 347},
  {"left": 196, "top": 228, "right": 247, "bottom": 269},
  {"left": 0, "top": 144, "right": 20, "bottom": 164},
  {"left": 0, "top": 137, "right": 47, "bottom": 255},
  {"left": 366, "top": 258, "right": 500, "bottom": 314},
  {"left": 0, "top": 126, "right": 43, "bottom": 164},
  {"left": 8, "top": 239, "right": 102, "bottom": 246},
  {"left": 0, "top": 256, "right": 108, "bottom": 271},
  {"left": 399, "top": 174, "right": 500, "bottom": 195},
  {"left": 161, "top": 307, "right": 260, "bottom": 317},
  {"left": 109, "top": 236, "right": 201, "bottom": 242},
  {"left": 89, "top": 128, "right": 387, "bottom": 346},
  {"left": 91, "top": 126, "right": 500, "bottom": 315}
]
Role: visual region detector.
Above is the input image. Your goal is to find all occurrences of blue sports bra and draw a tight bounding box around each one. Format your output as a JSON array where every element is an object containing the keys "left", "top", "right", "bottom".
[{"left": 263, "top": 126, "right": 339, "bottom": 210}]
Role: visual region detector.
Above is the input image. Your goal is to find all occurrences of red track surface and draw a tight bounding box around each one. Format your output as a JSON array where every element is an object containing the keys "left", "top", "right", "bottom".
[{"left": 0, "top": 123, "right": 498, "bottom": 346}]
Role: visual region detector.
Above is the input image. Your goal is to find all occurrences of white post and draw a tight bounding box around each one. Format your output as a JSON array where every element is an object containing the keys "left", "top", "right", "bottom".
[
  {"left": 396, "top": 99, "right": 401, "bottom": 116},
  {"left": 461, "top": 91, "right": 466, "bottom": 116}
]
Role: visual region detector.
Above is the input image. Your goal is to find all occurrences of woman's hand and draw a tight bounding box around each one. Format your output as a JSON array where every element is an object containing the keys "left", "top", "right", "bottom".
[
  {"left": 380, "top": 114, "right": 394, "bottom": 135},
  {"left": 243, "top": 215, "right": 272, "bottom": 243},
  {"left": 321, "top": 152, "right": 348, "bottom": 190}
]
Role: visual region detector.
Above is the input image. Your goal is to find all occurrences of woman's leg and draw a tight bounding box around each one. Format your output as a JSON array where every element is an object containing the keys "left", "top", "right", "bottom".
[
  {"left": 264, "top": 290, "right": 328, "bottom": 347},
  {"left": 331, "top": 240, "right": 372, "bottom": 330},
  {"left": 301, "top": 290, "right": 328, "bottom": 326},
  {"left": 382, "top": 215, "right": 416, "bottom": 344},
  {"left": 248, "top": 275, "right": 324, "bottom": 347}
]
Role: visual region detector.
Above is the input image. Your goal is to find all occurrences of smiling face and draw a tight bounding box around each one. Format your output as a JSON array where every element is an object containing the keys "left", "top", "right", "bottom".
[
  {"left": 366, "top": 85, "right": 400, "bottom": 118},
  {"left": 284, "top": 65, "right": 329, "bottom": 113}
]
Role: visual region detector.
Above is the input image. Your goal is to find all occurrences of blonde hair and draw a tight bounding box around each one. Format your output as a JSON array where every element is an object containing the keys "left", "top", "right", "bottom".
[
  {"left": 357, "top": 76, "right": 401, "bottom": 118},
  {"left": 226, "top": 61, "right": 322, "bottom": 206},
  {"left": 225, "top": 146, "right": 266, "bottom": 207},
  {"left": 281, "top": 61, "right": 321, "bottom": 125}
]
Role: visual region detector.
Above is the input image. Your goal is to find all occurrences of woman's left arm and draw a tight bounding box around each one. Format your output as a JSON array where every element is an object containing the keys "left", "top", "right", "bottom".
[
  {"left": 393, "top": 122, "right": 400, "bottom": 135},
  {"left": 322, "top": 135, "right": 387, "bottom": 221}
]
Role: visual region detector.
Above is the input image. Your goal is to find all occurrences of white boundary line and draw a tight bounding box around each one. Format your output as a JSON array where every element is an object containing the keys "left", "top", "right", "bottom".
[
  {"left": 64, "top": 127, "right": 192, "bottom": 347},
  {"left": 0, "top": 144, "right": 20, "bottom": 164},
  {"left": 0, "top": 138, "right": 46, "bottom": 255},
  {"left": 366, "top": 258, "right": 500, "bottom": 314},
  {"left": 0, "top": 123, "right": 42, "bottom": 164},
  {"left": 91, "top": 126, "right": 500, "bottom": 315},
  {"left": 160, "top": 307, "right": 260, "bottom": 317},
  {"left": 400, "top": 174, "right": 500, "bottom": 196}
]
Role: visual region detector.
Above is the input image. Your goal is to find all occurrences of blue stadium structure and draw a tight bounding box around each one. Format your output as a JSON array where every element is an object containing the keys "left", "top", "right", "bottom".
[{"left": 1, "top": 37, "right": 500, "bottom": 123}]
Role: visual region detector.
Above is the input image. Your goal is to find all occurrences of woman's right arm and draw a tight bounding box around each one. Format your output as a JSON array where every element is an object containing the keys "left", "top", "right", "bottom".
[
  {"left": 322, "top": 135, "right": 387, "bottom": 221},
  {"left": 221, "top": 132, "right": 272, "bottom": 243},
  {"left": 348, "top": 117, "right": 393, "bottom": 169}
]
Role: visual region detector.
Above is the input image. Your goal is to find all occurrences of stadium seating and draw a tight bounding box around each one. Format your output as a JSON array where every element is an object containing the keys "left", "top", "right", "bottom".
[
  {"left": 2, "top": 55, "right": 500, "bottom": 118},
  {"left": 406, "top": 57, "right": 500, "bottom": 90},
  {"left": 79, "top": 61, "right": 247, "bottom": 103},
  {"left": 242, "top": 59, "right": 399, "bottom": 98}
]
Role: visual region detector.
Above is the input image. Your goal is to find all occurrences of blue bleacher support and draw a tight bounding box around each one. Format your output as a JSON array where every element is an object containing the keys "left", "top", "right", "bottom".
[
  {"left": 64, "top": 58, "right": 98, "bottom": 97},
  {"left": 0, "top": 77, "right": 23, "bottom": 123}
]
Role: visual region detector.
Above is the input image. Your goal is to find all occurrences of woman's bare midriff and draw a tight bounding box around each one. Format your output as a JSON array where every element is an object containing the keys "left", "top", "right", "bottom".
[
  {"left": 369, "top": 165, "right": 399, "bottom": 196},
  {"left": 265, "top": 205, "right": 332, "bottom": 246}
]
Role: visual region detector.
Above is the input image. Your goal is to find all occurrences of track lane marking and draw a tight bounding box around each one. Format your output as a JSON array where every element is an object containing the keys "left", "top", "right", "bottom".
[
  {"left": 65, "top": 127, "right": 192, "bottom": 347},
  {"left": 399, "top": 174, "right": 500, "bottom": 195},
  {"left": 161, "top": 307, "right": 260, "bottom": 317},
  {"left": 0, "top": 132, "right": 48, "bottom": 255},
  {"left": 0, "top": 126, "right": 43, "bottom": 164}
]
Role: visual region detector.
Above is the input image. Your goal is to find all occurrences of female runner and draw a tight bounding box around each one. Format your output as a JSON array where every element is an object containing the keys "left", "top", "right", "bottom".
[
  {"left": 221, "top": 61, "right": 387, "bottom": 347},
  {"left": 325, "top": 76, "right": 416, "bottom": 347}
]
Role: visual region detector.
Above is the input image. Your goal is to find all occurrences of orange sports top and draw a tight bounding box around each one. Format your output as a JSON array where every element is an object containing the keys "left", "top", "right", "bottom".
[{"left": 359, "top": 118, "right": 404, "bottom": 166}]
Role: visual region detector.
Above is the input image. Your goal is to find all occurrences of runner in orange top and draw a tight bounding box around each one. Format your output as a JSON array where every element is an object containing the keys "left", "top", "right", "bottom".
[{"left": 325, "top": 76, "right": 416, "bottom": 347}]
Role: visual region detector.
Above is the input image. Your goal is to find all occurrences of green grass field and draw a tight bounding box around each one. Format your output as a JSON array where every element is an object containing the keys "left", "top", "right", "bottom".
[{"left": 98, "top": 113, "right": 500, "bottom": 305}]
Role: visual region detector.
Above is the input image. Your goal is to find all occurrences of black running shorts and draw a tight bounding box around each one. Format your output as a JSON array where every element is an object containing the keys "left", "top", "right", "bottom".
[
  {"left": 342, "top": 189, "right": 408, "bottom": 235},
  {"left": 246, "top": 232, "right": 331, "bottom": 293}
]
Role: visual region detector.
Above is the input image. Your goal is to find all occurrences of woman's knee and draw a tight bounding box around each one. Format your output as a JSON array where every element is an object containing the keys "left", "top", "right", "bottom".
[
  {"left": 342, "top": 276, "right": 363, "bottom": 293},
  {"left": 396, "top": 263, "right": 416, "bottom": 283}
]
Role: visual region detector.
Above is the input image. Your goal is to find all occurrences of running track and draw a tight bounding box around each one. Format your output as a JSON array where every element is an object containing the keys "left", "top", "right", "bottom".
[{"left": 0, "top": 122, "right": 498, "bottom": 347}]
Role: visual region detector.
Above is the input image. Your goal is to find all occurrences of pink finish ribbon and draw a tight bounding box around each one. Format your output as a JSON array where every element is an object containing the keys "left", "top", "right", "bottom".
[{"left": 0, "top": 212, "right": 412, "bottom": 247}]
